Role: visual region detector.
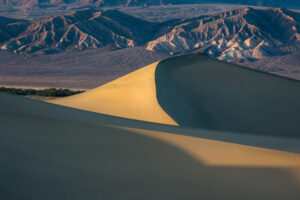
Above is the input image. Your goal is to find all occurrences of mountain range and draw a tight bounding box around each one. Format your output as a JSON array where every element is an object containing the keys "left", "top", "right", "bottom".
[
  {"left": 1, "top": 7, "right": 299, "bottom": 62},
  {"left": 1, "top": 9, "right": 155, "bottom": 54},
  {"left": 1, "top": 0, "right": 300, "bottom": 9}
]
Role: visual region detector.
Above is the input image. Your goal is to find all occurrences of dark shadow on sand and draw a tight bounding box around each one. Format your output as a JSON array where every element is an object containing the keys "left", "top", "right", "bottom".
[{"left": 155, "top": 53, "right": 300, "bottom": 138}]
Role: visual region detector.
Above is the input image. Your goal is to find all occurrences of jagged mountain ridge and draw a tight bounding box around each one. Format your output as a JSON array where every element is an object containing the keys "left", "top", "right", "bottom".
[
  {"left": 1, "top": 0, "right": 300, "bottom": 9},
  {"left": 0, "top": 7, "right": 299, "bottom": 60},
  {"left": 146, "top": 7, "right": 300, "bottom": 60},
  {"left": 1, "top": 8, "right": 155, "bottom": 54}
]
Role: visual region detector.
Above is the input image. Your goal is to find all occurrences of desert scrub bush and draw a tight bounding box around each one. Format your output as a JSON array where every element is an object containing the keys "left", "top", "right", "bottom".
[{"left": 0, "top": 87, "right": 83, "bottom": 97}]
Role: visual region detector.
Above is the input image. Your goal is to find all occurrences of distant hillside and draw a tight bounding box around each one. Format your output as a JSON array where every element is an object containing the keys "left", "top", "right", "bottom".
[
  {"left": 184, "top": 0, "right": 300, "bottom": 9},
  {"left": 0, "top": 16, "right": 29, "bottom": 44},
  {"left": 0, "top": 7, "right": 299, "bottom": 59},
  {"left": 0, "top": 0, "right": 173, "bottom": 8},
  {"left": 1, "top": 0, "right": 300, "bottom": 9},
  {"left": 1, "top": 7, "right": 299, "bottom": 59},
  {"left": 1, "top": 8, "right": 155, "bottom": 54}
]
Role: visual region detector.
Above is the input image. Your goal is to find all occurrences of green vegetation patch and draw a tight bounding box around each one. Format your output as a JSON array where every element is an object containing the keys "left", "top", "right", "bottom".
[{"left": 0, "top": 87, "right": 84, "bottom": 97}]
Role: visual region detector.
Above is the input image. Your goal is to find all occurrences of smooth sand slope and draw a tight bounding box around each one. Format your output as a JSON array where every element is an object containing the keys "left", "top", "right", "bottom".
[
  {"left": 51, "top": 53, "right": 300, "bottom": 138},
  {"left": 50, "top": 62, "right": 177, "bottom": 125},
  {"left": 1, "top": 92, "right": 300, "bottom": 200}
]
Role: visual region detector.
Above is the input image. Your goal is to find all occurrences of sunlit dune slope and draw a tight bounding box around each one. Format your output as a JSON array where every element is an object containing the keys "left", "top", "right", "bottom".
[
  {"left": 1, "top": 92, "right": 300, "bottom": 200},
  {"left": 50, "top": 62, "right": 177, "bottom": 125}
]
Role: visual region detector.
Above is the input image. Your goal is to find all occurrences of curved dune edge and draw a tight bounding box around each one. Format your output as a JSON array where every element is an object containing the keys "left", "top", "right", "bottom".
[{"left": 49, "top": 62, "right": 177, "bottom": 125}]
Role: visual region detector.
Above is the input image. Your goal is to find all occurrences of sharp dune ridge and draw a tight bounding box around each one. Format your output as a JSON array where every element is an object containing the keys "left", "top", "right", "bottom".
[
  {"left": 50, "top": 61, "right": 178, "bottom": 125},
  {"left": 51, "top": 53, "right": 300, "bottom": 138}
]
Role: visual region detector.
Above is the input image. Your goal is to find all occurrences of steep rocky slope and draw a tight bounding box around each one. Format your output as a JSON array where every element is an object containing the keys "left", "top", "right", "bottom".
[
  {"left": 147, "top": 7, "right": 300, "bottom": 60},
  {"left": 1, "top": 8, "right": 155, "bottom": 54},
  {"left": 0, "top": 16, "right": 29, "bottom": 44}
]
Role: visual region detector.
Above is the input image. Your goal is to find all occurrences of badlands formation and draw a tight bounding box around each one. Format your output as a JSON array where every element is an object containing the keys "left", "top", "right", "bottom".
[
  {"left": 1, "top": 53, "right": 300, "bottom": 199},
  {"left": 1, "top": 7, "right": 300, "bottom": 89}
]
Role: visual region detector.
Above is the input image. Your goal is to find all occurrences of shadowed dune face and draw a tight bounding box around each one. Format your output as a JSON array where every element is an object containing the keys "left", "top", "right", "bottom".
[
  {"left": 1, "top": 93, "right": 300, "bottom": 200},
  {"left": 155, "top": 54, "right": 300, "bottom": 137}
]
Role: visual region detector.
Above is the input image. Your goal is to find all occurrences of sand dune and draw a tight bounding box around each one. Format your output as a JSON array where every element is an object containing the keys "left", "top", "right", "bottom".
[
  {"left": 1, "top": 92, "right": 300, "bottom": 200},
  {"left": 51, "top": 54, "right": 300, "bottom": 137},
  {"left": 2, "top": 53, "right": 300, "bottom": 199}
]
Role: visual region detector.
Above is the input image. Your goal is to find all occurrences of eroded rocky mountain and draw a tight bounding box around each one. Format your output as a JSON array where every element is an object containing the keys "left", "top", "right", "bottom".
[
  {"left": 0, "top": 8, "right": 155, "bottom": 54},
  {"left": 0, "top": 0, "right": 176, "bottom": 8},
  {"left": 147, "top": 7, "right": 300, "bottom": 60},
  {"left": 0, "top": 16, "right": 29, "bottom": 43},
  {"left": 1, "top": 0, "right": 300, "bottom": 9},
  {"left": 0, "top": 7, "right": 299, "bottom": 60}
]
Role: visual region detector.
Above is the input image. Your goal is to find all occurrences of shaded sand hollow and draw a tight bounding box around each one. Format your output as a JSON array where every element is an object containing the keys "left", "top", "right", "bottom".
[{"left": 2, "top": 53, "right": 300, "bottom": 199}]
